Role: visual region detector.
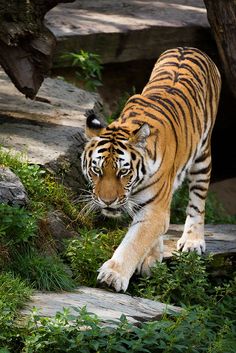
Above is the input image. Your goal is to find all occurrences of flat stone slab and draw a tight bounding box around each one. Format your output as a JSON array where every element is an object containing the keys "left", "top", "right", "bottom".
[
  {"left": 164, "top": 224, "right": 236, "bottom": 258},
  {"left": 21, "top": 286, "right": 181, "bottom": 324},
  {"left": 0, "top": 69, "right": 101, "bottom": 189},
  {"left": 46, "top": 0, "right": 211, "bottom": 65}
]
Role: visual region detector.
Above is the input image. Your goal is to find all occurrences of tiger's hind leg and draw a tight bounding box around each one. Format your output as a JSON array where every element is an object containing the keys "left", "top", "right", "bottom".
[
  {"left": 137, "top": 236, "right": 164, "bottom": 276},
  {"left": 177, "top": 150, "right": 212, "bottom": 255}
]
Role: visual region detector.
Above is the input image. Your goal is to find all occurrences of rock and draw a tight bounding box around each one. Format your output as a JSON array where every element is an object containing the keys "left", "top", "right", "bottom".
[
  {"left": 0, "top": 69, "right": 102, "bottom": 191},
  {"left": 210, "top": 178, "right": 236, "bottom": 216},
  {"left": 164, "top": 224, "right": 236, "bottom": 258},
  {"left": 38, "top": 211, "right": 78, "bottom": 253},
  {"left": 46, "top": 0, "right": 212, "bottom": 65},
  {"left": 0, "top": 167, "right": 28, "bottom": 206},
  {"left": 21, "top": 286, "right": 181, "bottom": 324}
]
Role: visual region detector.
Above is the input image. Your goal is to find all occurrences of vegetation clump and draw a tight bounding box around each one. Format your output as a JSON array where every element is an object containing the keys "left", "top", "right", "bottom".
[{"left": 60, "top": 50, "right": 103, "bottom": 91}]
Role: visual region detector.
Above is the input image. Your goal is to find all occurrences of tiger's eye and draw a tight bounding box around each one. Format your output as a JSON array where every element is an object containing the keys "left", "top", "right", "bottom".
[
  {"left": 119, "top": 168, "right": 129, "bottom": 176},
  {"left": 93, "top": 167, "right": 101, "bottom": 174}
]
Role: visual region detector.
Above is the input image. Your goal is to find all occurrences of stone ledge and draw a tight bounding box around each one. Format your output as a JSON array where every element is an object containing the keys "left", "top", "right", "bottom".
[
  {"left": 46, "top": 0, "right": 211, "bottom": 65},
  {"left": 0, "top": 69, "right": 102, "bottom": 190},
  {"left": 21, "top": 286, "right": 181, "bottom": 324}
]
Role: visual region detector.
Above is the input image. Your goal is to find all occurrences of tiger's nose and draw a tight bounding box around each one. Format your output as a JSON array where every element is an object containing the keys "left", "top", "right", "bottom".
[{"left": 99, "top": 197, "right": 117, "bottom": 206}]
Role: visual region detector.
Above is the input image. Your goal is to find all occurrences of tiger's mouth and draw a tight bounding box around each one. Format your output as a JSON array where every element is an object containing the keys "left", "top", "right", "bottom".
[{"left": 101, "top": 207, "right": 123, "bottom": 218}]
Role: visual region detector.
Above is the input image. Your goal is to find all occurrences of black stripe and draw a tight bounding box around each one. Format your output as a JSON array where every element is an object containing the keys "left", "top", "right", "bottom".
[
  {"left": 185, "top": 56, "right": 208, "bottom": 79},
  {"left": 169, "top": 87, "right": 196, "bottom": 133},
  {"left": 138, "top": 189, "right": 161, "bottom": 207},
  {"left": 193, "top": 191, "right": 205, "bottom": 200},
  {"left": 132, "top": 175, "right": 162, "bottom": 195},
  {"left": 195, "top": 154, "right": 208, "bottom": 164},
  {"left": 116, "top": 141, "right": 127, "bottom": 149},
  {"left": 189, "top": 204, "right": 201, "bottom": 213},
  {"left": 190, "top": 185, "right": 208, "bottom": 193},
  {"left": 114, "top": 148, "right": 124, "bottom": 155},
  {"left": 96, "top": 140, "right": 110, "bottom": 147},
  {"left": 190, "top": 164, "right": 211, "bottom": 176},
  {"left": 97, "top": 148, "right": 109, "bottom": 153},
  {"left": 180, "top": 63, "right": 203, "bottom": 87},
  {"left": 130, "top": 220, "right": 147, "bottom": 227},
  {"left": 147, "top": 96, "right": 180, "bottom": 126}
]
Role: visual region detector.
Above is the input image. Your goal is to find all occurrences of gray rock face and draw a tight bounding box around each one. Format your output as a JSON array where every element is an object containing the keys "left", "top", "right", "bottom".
[
  {"left": 46, "top": 0, "right": 212, "bottom": 65},
  {"left": 0, "top": 69, "right": 102, "bottom": 191},
  {"left": 21, "top": 286, "right": 181, "bottom": 324},
  {"left": 0, "top": 167, "right": 28, "bottom": 206},
  {"left": 39, "top": 211, "right": 78, "bottom": 253}
]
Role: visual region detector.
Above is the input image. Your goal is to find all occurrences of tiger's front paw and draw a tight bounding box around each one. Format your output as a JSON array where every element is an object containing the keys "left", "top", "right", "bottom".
[
  {"left": 177, "top": 234, "right": 206, "bottom": 255},
  {"left": 97, "top": 259, "right": 130, "bottom": 292}
]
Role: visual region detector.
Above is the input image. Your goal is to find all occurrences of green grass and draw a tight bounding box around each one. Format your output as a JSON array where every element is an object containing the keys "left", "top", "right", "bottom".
[
  {"left": 10, "top": 250, "right": 75, "bottom": 291},
  {"left": 0, "top": 273, "right": 32, "bottom": 312}
]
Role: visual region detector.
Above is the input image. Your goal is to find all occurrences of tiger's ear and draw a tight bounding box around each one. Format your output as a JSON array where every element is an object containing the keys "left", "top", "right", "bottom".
[
  {"left": 85, "top": 112, "right": 107, "bottom": 138},
  {"left": 130, "top": 123, "right": 150, "bottom": 148}
]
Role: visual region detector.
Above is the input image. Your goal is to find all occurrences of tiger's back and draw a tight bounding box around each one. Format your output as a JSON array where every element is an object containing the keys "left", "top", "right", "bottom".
[
  {"left": 118, "top": 47, "right": 221, "bottom": 188},
  {"left": 82, "top": 47, "right": 221, "bottom": 292}
]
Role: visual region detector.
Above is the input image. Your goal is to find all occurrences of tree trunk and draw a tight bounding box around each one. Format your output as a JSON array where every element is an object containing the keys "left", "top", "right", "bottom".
[
  {"left": 204, "top": 0, "right": 236, "bottom": 99},
  {"left": 0, "top": 0, "right": 74, "bottom": 99}
]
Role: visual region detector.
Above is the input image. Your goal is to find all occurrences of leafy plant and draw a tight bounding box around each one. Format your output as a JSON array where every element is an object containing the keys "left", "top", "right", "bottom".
[
  {"left": 61, "top": 50, "right": 102, "bottom": 91},
  {"left": 18, "top": 300, "right": 236, "bottom": 353},
  {"left": 130, "top": 252, "right": 213, "bottom": 305},
  {"left": 66, "top": 228, "right": 125, "bottom": 286},
  {"left": 0, "top": 204, "right": 37, "bottom": 247}
]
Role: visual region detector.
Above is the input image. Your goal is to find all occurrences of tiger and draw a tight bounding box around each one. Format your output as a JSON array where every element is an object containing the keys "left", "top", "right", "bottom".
[{"left": 81, "top": 47, "right": 221, "bottom": 292}]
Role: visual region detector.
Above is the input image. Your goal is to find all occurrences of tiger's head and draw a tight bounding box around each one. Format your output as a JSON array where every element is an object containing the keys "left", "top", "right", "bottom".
[{"left": 81, "top": 113, "right": 150, "bottom": 218}]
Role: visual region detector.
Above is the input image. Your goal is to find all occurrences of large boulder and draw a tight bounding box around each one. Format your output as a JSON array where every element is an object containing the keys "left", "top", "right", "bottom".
[
  {"left": 46, "top": 0, "right": 212, "bottom": 65},
  {"left": 0, "top": 69, "right": 102, "bottom": 191}
]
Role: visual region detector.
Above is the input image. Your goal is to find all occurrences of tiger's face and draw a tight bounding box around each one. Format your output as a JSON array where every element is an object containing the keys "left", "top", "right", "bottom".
[{"left": 81, "top": 113, "right": 150, "bottom": 218}]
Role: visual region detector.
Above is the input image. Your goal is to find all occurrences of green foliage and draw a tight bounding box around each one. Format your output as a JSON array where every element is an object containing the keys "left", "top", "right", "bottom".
[
  {"left": 61, "top": 50, "right": 102, "bottom": 91},
  {"left": 130, "top": 252, "right": 213, "bottom": 305},
  {"left": 6, "top": 300, "right": 235, "bottom": 353},
  {"left": 0, "top": 148, "right": 82, "bottom": 293},
  {"left": 0, "top": 204, "right": 37, "bottom": 247},
  {"left": 10, "top": 250, "right": 75, "bottom": 291},
  {"left": 0, "top": 273, "right": 32, "bottom": 352},
  {"left": 0, "top": 148, "right": 80, "bottom": 219},
  {"left": 66, "top": 228, "right": 125, "bottom": 286},
  {"left": 0, "top": 273, "right": 32, "bottom": 312}
]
